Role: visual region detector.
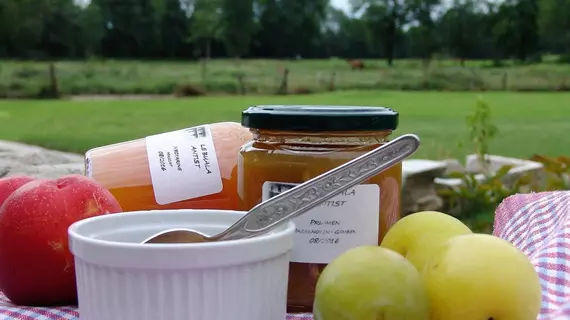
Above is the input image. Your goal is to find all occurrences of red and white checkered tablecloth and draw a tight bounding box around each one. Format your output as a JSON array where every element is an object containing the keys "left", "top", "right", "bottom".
[
  {"left": 1, "top": 191, "right": 569, "bottom": 320},
  {"left": 0, "top": 293, "right": 313, "bottom": 320},
  {"left": 493, "top": 191, "right": 570, "bottom": 320}
]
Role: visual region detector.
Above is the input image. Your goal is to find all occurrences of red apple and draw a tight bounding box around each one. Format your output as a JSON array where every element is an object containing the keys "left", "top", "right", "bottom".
[
  {"left": 0, "top": 176, "right": 36, "bottom": 207},
  {"left": 0, "top": 174, "right": 123, "bottom": 306}
]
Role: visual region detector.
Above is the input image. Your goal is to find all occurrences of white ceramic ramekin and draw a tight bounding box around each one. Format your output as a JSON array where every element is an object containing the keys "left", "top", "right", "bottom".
[{"left": 68, "top": 209, "right": 295, "bottom": 320}]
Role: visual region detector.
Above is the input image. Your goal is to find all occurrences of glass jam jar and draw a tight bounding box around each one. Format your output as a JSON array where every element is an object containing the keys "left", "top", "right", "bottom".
[{"left": 237, "top": 105, "right": 403, "bottom": 313}]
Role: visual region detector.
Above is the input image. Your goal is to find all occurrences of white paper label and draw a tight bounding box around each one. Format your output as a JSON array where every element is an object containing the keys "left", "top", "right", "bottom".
[
  {"left": 262, "top": 181, "right": 380, "bottom": 264},
  {"left": 145, "top": 125, "right": 223, "bottom": 205}
]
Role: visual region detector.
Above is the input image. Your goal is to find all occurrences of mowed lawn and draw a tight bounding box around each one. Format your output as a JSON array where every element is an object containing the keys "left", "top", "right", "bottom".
[{"left": 0, "top": 90, "right": 568, "bottom": 160}]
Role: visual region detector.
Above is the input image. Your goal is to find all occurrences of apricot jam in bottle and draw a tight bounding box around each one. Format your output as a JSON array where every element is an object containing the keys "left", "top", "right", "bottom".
[
  {"left": 237, "top": 105, "right": 402, "bottom": 313},
  {"left": 85, "top": 122, "right": 252, "bottom": 212}
]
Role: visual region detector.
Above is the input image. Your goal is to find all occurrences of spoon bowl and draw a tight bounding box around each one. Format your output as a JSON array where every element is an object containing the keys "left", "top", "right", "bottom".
[{"left": 142, "top": 228, "right": 210, "bottom": 243}]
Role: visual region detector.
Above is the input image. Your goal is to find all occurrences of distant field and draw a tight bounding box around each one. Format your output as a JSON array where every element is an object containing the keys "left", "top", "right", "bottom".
[
  {"left": 0, "top": 90, "right": 568, "bottom": 160},
  {"left": 1, "top": 58, "right": 570, "bottom": 98}
]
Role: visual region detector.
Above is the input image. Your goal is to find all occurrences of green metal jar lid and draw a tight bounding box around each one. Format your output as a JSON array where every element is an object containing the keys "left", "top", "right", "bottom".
[{"left": 241, "top": 105, "right": 399, "bottom": 132}]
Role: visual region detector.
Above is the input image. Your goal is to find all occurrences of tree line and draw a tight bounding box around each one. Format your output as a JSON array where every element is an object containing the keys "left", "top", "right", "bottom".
[{"left": 0, "top": 0, "right": 569, "bottom": 66}]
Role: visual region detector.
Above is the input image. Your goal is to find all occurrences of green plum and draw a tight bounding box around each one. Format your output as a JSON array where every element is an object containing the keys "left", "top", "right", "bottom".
[{"left": 313, "top": 246, "right": 429, "bottom": 320}]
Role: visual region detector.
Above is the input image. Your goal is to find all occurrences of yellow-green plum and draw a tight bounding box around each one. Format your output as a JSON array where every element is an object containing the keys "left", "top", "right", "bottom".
[
  {"left": 421, "top": 233, "right": 542, "bottom": 320},
  {"left": 380, "top": 211, "right": 472, "bottom": 271},
  {"left": 313, "top": 246, "right": 429, "bottom": 320}
]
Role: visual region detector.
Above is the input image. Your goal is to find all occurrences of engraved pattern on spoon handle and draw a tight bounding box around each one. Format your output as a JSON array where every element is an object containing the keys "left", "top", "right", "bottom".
[{"left": 240, "top": 134, "right": 420, "bottom": 234}]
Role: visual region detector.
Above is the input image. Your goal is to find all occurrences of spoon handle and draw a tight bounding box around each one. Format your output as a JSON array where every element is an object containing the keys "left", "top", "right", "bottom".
[{"left": 215, "top": 134, "right": 420, "bottom": 241}]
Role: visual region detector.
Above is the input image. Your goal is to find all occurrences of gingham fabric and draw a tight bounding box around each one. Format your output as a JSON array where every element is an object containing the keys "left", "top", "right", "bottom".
[
  {"left": 493, "top": 191, "right": 570, "bottom": 320},
  {"left": 0, "top": 294, "right": 315, "bottom": 320},
  {"left": 1, "top": 191, "right": 569, "bottom": 320}
]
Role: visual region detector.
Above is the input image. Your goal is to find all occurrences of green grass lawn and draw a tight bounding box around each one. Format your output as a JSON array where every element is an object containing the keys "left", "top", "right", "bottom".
[{"left": 0, "top": 90, "right": 569, "bottom": 160}]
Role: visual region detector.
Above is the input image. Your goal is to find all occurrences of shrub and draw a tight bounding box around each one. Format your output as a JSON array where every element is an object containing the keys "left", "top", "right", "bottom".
[
  {"left": 558, "top": 53, "right": 570, "bottom": 64},
  {"left": 529, "top": 155, "right": 570, "bottom": 190},
  {"left": 437, "top": 165, "right": 534, "bottom": 220}
]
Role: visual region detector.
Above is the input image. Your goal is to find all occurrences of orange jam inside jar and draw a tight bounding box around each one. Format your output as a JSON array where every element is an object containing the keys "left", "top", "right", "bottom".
[
  {"left": 237, "top": 105, "right": 403, "bottom": 313},
  {"left": 85, "top": 122, "right": 252, "bottom": 212}
]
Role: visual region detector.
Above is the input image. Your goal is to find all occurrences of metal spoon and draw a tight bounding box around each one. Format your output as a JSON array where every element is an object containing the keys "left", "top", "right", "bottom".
[{"left": 143, "top": 133, "right": 421, "bottom": 244}]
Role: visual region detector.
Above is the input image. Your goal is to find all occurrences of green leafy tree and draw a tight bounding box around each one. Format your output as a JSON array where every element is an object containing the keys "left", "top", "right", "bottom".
[
  {"left": 93, "top": 0, "right": 160, "bottom": 58},
  {"left": 405, "top": 0, "right": 441, "bottom": 64},
  {"left": 77, "top": 2, "right": 105, "bottom": 57},
  {"left": 353, "top": 0, "right": 407, "bottom": 66},
  {"left": 219, "top": 0, "right": 256, "bottom": 58},
  {"left": 160, "top": 0, "right": 191, "bottom": 58},
  {"left": 491, "top": 0, "right": 539, "bottom": 62},
  {"left": 0, "top": 0, "right": 46, "bottom": 57},
  {"left": 40, "top": 0, "right": 85, "bottom": 58},
  {"left": 438, "top": 0, "right": 483, "bottom": 66},
  {"left": 539, "top": 0, "right": 570, "bottom": 59},
  {"left": 254, "top": 0, "right": 328, "bottom": 58},
  {"left": 189, "top": 0, "right": 223, "bottom": 59},
  {"left": 320, "top": 6, "right": 370, "bottom": 58}
]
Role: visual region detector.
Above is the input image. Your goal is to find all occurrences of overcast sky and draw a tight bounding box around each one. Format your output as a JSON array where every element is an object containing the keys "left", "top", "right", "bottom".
[
  {"left": 76, "top": 0, "right": 500, "bottom": 14},
  {"left": 76, "top": 0, "right": 353, "bottom": 11},
  {"left": 331, "top": 0, "right": 351, "bottom": 13}
]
